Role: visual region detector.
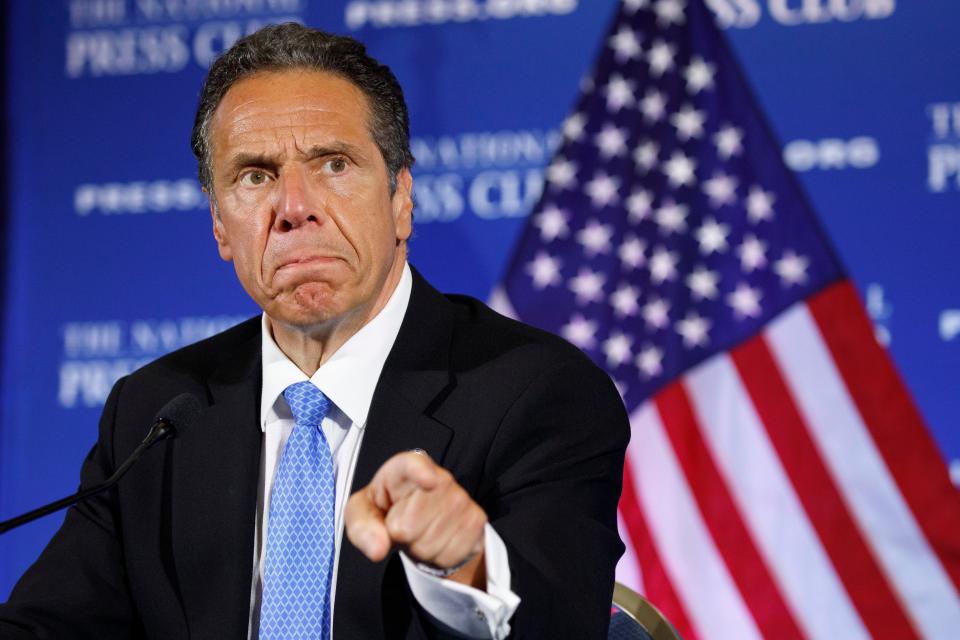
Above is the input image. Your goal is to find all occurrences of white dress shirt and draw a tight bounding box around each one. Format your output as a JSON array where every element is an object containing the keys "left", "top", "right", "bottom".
[{"left": 248, "top": 264, "right": 520, "bottom": 639}]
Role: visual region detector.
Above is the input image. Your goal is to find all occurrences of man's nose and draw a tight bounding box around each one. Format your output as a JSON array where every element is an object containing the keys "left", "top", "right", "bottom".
[{"left": 274, "top": 166, "right": 322, "bottom": 231}]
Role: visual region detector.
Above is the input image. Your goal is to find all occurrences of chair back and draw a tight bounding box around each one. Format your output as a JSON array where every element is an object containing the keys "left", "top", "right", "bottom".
[{"left": 609, "top": 582, "right": 683, "bottom": 640}]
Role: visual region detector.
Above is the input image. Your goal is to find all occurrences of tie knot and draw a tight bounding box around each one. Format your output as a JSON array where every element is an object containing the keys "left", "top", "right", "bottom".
[{"left": 283, "top": 381, "right": 330, "bottom": 429}]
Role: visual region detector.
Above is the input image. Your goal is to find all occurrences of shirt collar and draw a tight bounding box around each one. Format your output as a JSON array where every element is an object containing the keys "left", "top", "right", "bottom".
[{"left": 260, "top": 263, "right": 412, "bottom": 431}]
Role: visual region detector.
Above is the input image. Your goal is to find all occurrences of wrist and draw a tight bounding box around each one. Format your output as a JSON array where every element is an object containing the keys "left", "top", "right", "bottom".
[
  {"left": 414, "top": 548, "right": 486, "bottom": 588},
  {"left": 447, "top": 550, "right": 487, "bottom": 588},
  {"left": 414, "top": 552, "right": 475, "bottom": 578}
]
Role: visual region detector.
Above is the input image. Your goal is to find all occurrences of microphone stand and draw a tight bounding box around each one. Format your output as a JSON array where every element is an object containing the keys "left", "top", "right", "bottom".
[{"left": 0, "top": 418, "right": 174, "bottom": 535}]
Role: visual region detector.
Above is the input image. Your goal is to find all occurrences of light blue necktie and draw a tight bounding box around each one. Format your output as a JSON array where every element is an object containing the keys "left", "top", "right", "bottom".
[{"left": 260, "top": 381, "right": 335, "bottom": 640}]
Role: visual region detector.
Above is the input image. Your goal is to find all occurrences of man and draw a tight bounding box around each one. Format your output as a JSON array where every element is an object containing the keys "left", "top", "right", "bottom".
[{"left": 0, "top": 24, "right": 628, "bottom": 639}]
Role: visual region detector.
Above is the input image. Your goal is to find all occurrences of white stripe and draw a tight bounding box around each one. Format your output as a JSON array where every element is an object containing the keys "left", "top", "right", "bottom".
[
  {"left": 768, "top": 304, "right": 960, "bottom": 638},
  {"left": 487, "top": 287, "right": 517, "bottom": 319},
  {"left": 627, "top": 401, "right": 762, "bottom": 640},
  {"left": 686, "top": 352, "right": 869, "bottom": 640},
  {"left": 615, "top": 510, "right": 644, "bottom": 595}
]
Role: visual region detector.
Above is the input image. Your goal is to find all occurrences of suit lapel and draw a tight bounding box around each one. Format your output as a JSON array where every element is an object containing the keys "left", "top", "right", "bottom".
[
  {"left": 171, "top": 326, "right": 263, "bottom": 639},
  {"left": 334, "top": 270, "right": 458, "bottom": 638},
  {"left": 353, "top": 270, "right": 460, "bottom": 491}
]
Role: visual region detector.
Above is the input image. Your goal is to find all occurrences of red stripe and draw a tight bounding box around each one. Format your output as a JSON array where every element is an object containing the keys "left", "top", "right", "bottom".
[
  {"left": 654, "top": 382, "right": 806, "bottom": 639},
  {"left": 808, "top": 281, "right": 960, "bottom": 594},
  {"left": 732, "top": 333, "right": 920, "bottom": 639},
  {"left": 619, "top": 456, "right": 698, "bottom": 640}
]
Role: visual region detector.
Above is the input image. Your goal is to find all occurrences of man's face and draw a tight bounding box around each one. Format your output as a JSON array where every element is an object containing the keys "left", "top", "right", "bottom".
[{"left": 207, "top": 69, "right": 413, "bottom": 333}]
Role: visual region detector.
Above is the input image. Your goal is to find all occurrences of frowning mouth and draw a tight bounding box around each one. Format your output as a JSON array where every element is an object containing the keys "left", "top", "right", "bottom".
[{"left": 275, "top": 255, "right": 339, "bottom": 271}]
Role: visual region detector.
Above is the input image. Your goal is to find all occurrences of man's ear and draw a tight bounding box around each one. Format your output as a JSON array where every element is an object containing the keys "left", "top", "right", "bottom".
[
  {"left": 392, "top": 167, "right": 413, "bottom": 243},
  {"left": 208, "top": 192, "right": 233, "bottom": 261}
]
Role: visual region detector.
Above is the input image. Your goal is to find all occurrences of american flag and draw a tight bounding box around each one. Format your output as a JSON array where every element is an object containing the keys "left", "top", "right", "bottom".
[{"left": 490, "top": 0, "right": 960, "bottom": 637}]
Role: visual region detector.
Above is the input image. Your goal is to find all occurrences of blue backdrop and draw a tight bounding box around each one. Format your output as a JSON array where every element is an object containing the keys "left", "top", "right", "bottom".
[{"left": 1, "top": 0, "right": 957, "bottom": 597}]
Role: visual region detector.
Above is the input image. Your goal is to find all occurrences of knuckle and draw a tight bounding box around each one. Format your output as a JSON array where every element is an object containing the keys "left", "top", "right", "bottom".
[
  {"left": 464, "top": 505, "right": 487, "bottom": 535},
  {"left": 386, "top": 514, "right": 413, "bottom": 542},
  {"left": 385, "top": 520, "right": 405, "bottom": 541},
  {"left": 408, "top": 539, "right": 436, "bottom": 563},
  {"left": 473, "top": 503, "right": 488, "bottom": 526},
  {"left": 434, "top": 467, "right": 454, "bottom": 488},
  {"left": 445, "top": 486, "right": 466, "bottom": 509},
  {"left": 406, "top": 450, "right": 426, "bottom": 464}
]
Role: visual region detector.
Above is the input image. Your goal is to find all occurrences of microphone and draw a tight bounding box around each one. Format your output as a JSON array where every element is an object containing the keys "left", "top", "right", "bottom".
[{"left": 0, "top": 393, "right": 202, "bottom": 535}]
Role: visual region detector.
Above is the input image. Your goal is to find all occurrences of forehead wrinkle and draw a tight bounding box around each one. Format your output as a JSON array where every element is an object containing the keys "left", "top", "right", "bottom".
[
  {"left": 224, "top": 99, "right": 367, "bottom": 140},
  {"left": 219, "top": 69, "right": 372, "bottom": 125},
  {"left": 210, "top": 70, "right": 382, "bottom": 178}
]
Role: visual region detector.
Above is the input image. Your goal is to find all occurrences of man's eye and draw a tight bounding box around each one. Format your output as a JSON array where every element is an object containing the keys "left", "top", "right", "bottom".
[
  {"left": 241, "top": 170, "right": 270, "bottom": 185},
  {"left": 326, "top": 157, "right": 347, "bottom": 173}
]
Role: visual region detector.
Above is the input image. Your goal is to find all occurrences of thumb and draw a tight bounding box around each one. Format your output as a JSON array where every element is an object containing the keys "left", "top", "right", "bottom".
[{"left": 344, "top": 487, "right": 392, "bottom": 562}]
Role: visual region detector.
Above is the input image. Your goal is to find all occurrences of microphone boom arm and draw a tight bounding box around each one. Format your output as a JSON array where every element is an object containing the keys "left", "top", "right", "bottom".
[{"left": 0, "top": 416, "right": 177, "bottom": 535}]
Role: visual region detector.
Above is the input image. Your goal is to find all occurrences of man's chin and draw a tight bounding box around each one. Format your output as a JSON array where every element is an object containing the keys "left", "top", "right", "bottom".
[{"left": 265, "top": 285, "right": 344, "bottom": 328}]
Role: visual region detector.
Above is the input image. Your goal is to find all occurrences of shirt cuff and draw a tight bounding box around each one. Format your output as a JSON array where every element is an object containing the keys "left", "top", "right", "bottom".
[{"left": 400, "top": 523, "right": 521, "bottom": 639}]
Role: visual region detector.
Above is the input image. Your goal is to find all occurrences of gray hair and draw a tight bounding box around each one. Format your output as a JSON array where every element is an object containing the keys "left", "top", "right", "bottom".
[{"left": 191, "top": 23, "right": 414, "bottom": 194}]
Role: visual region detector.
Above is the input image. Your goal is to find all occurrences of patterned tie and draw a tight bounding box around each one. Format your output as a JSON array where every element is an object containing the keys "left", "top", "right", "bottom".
[{"left": 260, "top": 381, "right": 335, "bottom": 640}]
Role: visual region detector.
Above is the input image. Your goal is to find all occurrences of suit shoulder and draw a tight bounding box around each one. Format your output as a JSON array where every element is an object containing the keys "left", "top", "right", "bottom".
[
  {"left": 124, "top": 315, "right": 260, "bottom": 387},
  {"left": 443, "top": 293, "right": 598, "bottom": 375}
]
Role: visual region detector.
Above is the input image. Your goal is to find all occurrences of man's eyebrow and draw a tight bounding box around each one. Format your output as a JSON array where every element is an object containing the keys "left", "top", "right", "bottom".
[
  {"left": 225, "top": 152, "right": 280, "bottom": 175},
  {"left": 303, "top": 142, "right": 362, "bottom": 160},
  {"left": 224, "top": 143, "right": 363, "bottom": 175}
]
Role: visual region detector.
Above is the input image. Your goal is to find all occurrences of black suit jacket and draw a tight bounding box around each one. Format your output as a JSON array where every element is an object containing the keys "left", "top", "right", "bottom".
[{"left": 0, "top": 271, "right": 629, "bottom": 639}]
